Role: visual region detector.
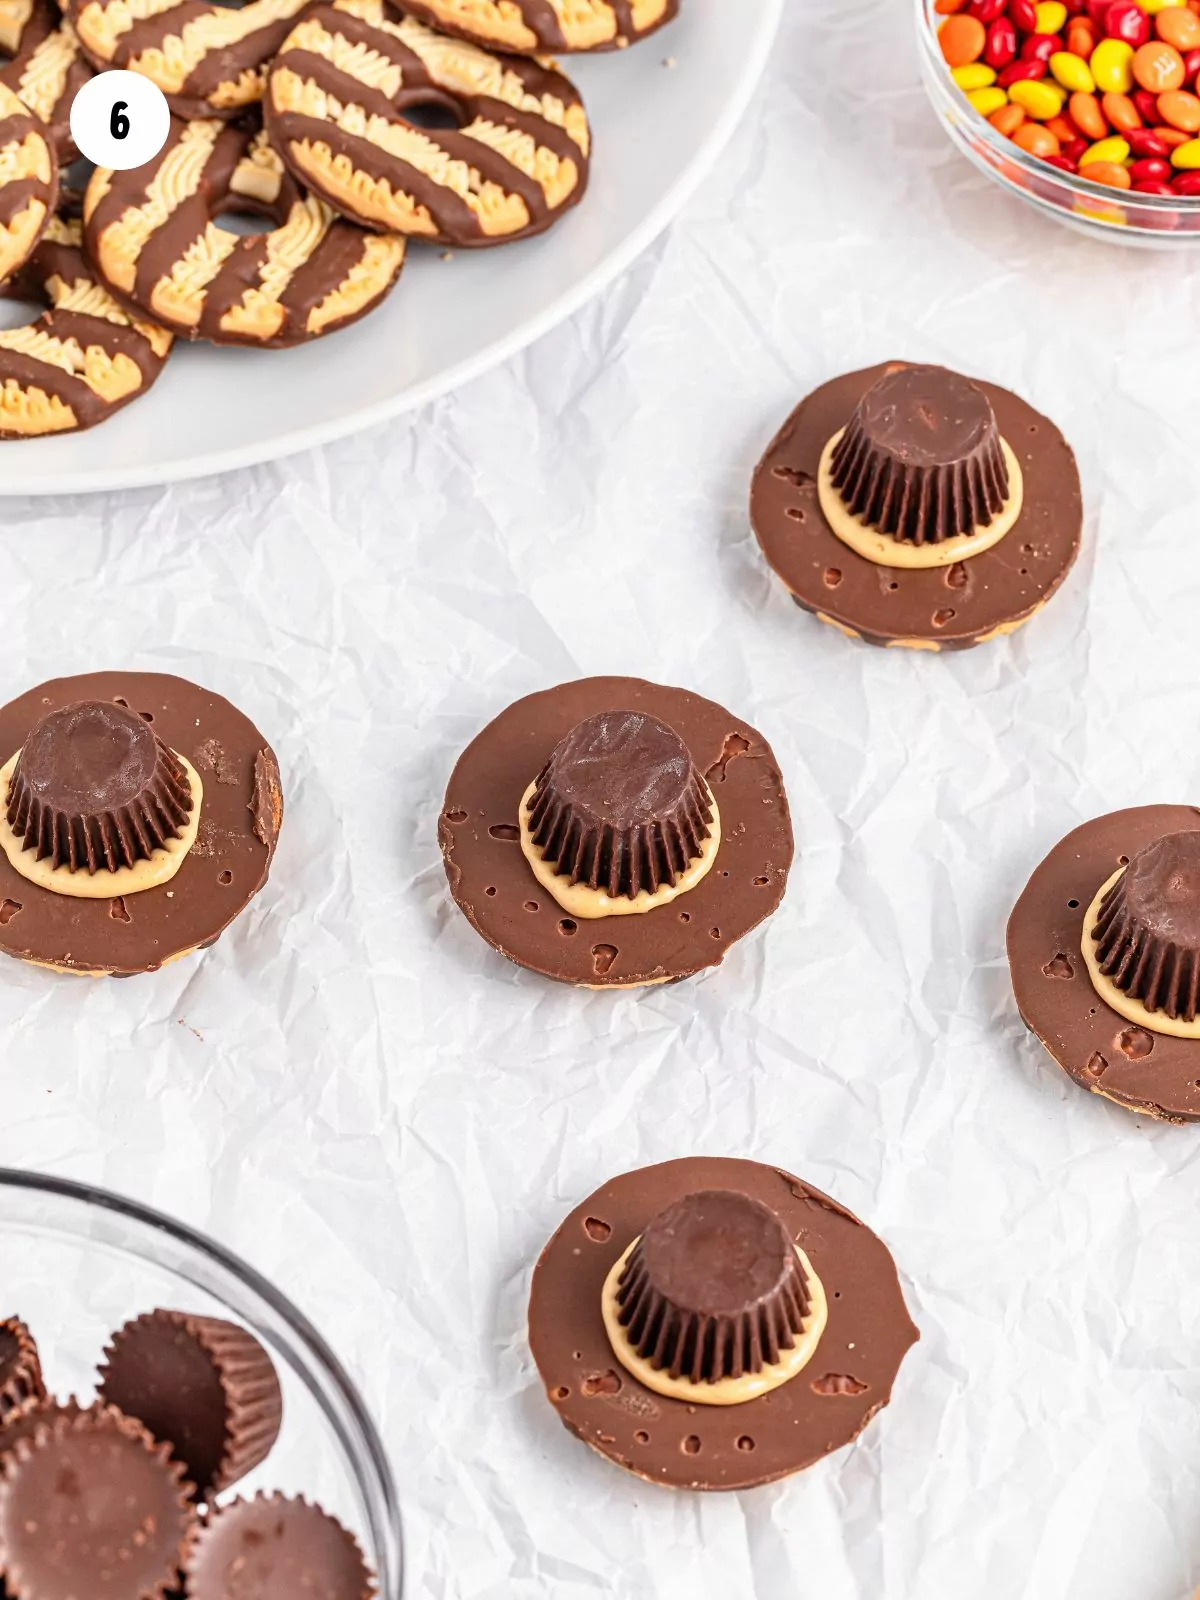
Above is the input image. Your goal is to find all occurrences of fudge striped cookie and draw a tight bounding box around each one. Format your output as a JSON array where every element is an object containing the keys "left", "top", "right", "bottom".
[
  {"left": 0, "top": 0, "right": 92, "bottom": 159},
  {"left": 83, "top": 118, "right": 407, "bottom": 346},
  {"left": 0, "top": 78, "right": 54, "bottom": 285},
  {"left": 70, "top": 0, "right": 312, "bottom": 119},
  {"left": 393, "top": 0, "right": 679, "bottom": 53},
  {"left": 265, "top": 0, "right": 590, "bottom": 246},
  {"left": 0, "top": 209, "right": 171, "bottom": 437}
]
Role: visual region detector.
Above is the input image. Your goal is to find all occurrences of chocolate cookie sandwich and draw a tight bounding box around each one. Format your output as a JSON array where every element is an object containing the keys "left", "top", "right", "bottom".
[
  {"left": 1, "top": 209, "right": 172, "bottom": 439},
  {"left": 393, "top": 0, "right": 679, "bottom": 53},
  {"left": 439, "top": 677, "right": 793, "bottom": 988},
  {"left": 529, "top": 1157, "right": 919, "bottom": 1491},
  {"left": 183, "top": 1495, "right": 375, "bottom": 1600},
  {"left": 1009, "top": 807, "right": 1200, "bottom": 1123},
  {"left": 84, "top": 121, "right": 407, "bottom": 348},
  {"left": 0, "top": 78, "right": 54, "bottom": 286},
  {"left": 0, "top": 671, "right": 282, "bottom": 976},
  {"left": 266, "top": 0, "right": 591, "bottom": 246},
  {"left": 0, "top": 0, "right": 92, "bottom": 160},
  {"left": 750, "top": 362, "right": 1082, "bottom": 652}
]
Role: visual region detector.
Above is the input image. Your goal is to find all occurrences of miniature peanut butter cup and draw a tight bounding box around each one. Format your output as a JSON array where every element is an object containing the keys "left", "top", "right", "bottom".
[
  {"left": 751, "top": 361, "right": 1082, "bottom": 651},
  {"left": 829, "top": 365, "right": 1008, "bottom": 545},
  {"left": 99, "top": 1311, "right": 282, "bottom": 1500},
  {"left": 7, "top": 701, "right": 192, "bottom": 874},
  {"left": 182, "top": 1494, "right": 373, "bottom": 1600},
  {"left": 0, "top": 1320, "right": 44, "bottom": 1419},
  {"left": 0, "top": 1399, "right": 83, "bottom": 1458},
  {"left": 530, "top": 1157, "right": 918, "bottom": 1491},
  {"left": 440, "top": 677, "right": 792, "bottom": 988},
  {"left": 0, "top": 1407, "right": 195, "bottom": 1600},
  {"left": 0, "top": 672, "right": 282, "bottom": 976},
  {"left": 1008, "top": 806, "right": 1200, "bottom": 1122},
  {"left": 527, "top": 711, "right": 714, "bottom": 899},
  {"left": 614, "top": 1190, "right": 810, "bottom": 1383}
]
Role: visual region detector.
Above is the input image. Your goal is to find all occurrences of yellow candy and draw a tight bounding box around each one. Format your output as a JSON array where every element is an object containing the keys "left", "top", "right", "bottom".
[
  {"left": 1090, "top": 38, "right": 1135, "bottom": 93},
  {"left": 1171, "top": 137, "right": 1200, "bottom": 167},
  {"left": 967, "top": 86, "right": 1008, "bottom": 116},
  {"left": 1141, "top": 0, "right": 1184, "bottom": 12},
  {"left": 1009, "top": 79, "right": 1068, "bottom": 119},
  {"left": 953, "top": 63, "right": 997, "bottom": 89},
  {"left": 1034, "top": 1, "right": 1067, "bottom": 32},
  {"left": 1050, "top": 51, "right": 1095, "bottom": 93},
  {"left": 1079, "top": 135, "right": 1131, "bottom": 165}
]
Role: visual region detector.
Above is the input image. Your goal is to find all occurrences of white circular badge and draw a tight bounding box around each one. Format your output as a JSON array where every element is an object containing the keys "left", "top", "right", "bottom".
[{"left": 69, "top": 70, "right": 170, "bottom": 172}]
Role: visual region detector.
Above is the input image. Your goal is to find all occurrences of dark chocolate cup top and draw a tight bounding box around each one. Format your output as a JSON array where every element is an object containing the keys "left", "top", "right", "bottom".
[
  {"left": 0, "top": 1320, "right": 45, "bottom": 1420},
  {"left": 0, "top": 1406, "right": 195, "bottom": 1600},
  {"left": 828, "top": 364, "right": 1009, "bottom": 545},
  {"left": 616, "top": 1190, "right": 810, "bottom": 1383},
  {"left": 527, "top": 710, "right": 714, "bottom": 898},
  {"left": 1092, "top": 832, "right": 1200, "bottom": 1023},
  {"left": 183, "top": 1494, "right": 374, "bottom": 1600},
  {"left": 98, "top": 1310, "right": 282, "bottom": 1500},
  {"left": 6, "top": 700, "right": 193, "bottom": 874}
]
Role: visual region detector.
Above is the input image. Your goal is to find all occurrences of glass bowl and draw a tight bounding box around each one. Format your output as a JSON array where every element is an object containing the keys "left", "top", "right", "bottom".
[
  {"left": 0, "top": 1168, "right": 403, "bottom": 1597},
  {"left": 917, "top": 0, "right": 1200, "bottom": 247}
]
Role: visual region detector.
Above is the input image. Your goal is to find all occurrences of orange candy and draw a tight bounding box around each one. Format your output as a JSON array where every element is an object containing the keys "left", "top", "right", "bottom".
[
  {"left": 1069, "top": 91, "right": 1108, "bottom": 139},
  {"left": 1153, "top": 123, "right": 1193, "bottom": 146},
  {"left": 1101, "top": 91, "right": 1143, "bottom": 131},
  {"left": 939, "top": 14, "right": 987, "bottom": 66},
  {"left": 1156, "top": 7, "right": 1200, "bottom": 52},
  {"left": 1158, "top": 88, "right": 1200, "bottom": 130},
  {"left": 1132, "top": 41, "right": 1186, "bottom": 93},
  {"left": 1045, "top": 113, "right": 1078, "bottom": 142},
  {"left": 1083, "top": 160, "right": 1133, "bottom": 188},
  {"left": 989, "top": 103, "right": 1027, "bottom": 136},
  {"left": 1013, "top": 123, "right": 1061, "bottom": 157},
  {"left": 934, "top": 0, "right": 969, "bottom": 12},
  {"left": 1067, "top": 20, "right": 1097, "bottom": 57}
]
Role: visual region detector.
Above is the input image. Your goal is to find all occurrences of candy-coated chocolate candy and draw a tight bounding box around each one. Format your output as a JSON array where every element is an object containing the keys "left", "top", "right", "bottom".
[
  {"left": 1141, "top": 0, "right": 1187, "bottom": 13},
  {"left": 999, "top": 56, "right": 1049, "bottom": 81},
  {"left": 1157, "top": 5, "right": 1200, "bottom": 49},
  {"left": 1084, "top": 0, "right": 1111, "bottom": 24},
  {"left": 1023, "top": 29, "right": 1064, "bottom": 58},
  {"left": 1014, "top": 120, "right": 1062, "bottom": 152},
  {"left": 1171, "top": 166, "right": 1200, "bottom": 188},
  {"left": 1069, "top": 88, "right": 1110, "bottom": 134},
  {"left": 1170, "top": 132, "right": 1200, "bottom": 160},
  {"left": 936, "top": 0, "right": 970, "bottom": 11},
  {"left": 1035, "top": 0, "right": 1068, "bottom": 30},
  {"left": 940, "top": 14, "right": 988, "bottom": 64},
  {"left": 953, "top": 61, "right": 999, "bottom": 87},
  {"left": 1182, "top": 46, "right": 1200, "bottom": 79},
  {"left": 1010, "top": 0, "right": 1039, "bottom": 30},
  {"left": 1043, "top": 151, "right": 1080, "bottom": 167},
  {"left": 1051, "top": 47, "right": 1096, "bottom": 85},
  {"left": 989, "top": 101, "right": 1028, "bottom": 132},
  {"left": 1061, "top": 134, "right": 1090, "bottom": 156},
  {"left": 1102, "top": 88, "right": 1144, "bottom": 125},
  {"left": 968, "top": 0, "right": 1007, "bottom": 20},
  {"left": 1084, "top": 157, "right": 1134, "bottom": 182},
  {"left": 1154, "top": 121, "right": 1193, "bottom": 142},
  {"left": 1010, "top": 75, "right": 1069, "bottom": 113},
  {"left": 1127, "top": 124, "right": 1171, "bottom": 152},
  {"left": 1132, "top": 176, "right": 1176, "bottom": 189},
  {"left": 969, "top": 85, "right": 1010, "bottom": 112},
  {"left": 1104, "top": 0, "right": 1151, "bottom": 46},
  {"left": 1133, "top": 39, "right": 1186, "bottom": 89},
  {"left": 1067, "top": 19, "right": 1099, "bottom": 55},
  {"left": 985, "top": 16, "right": 1019, "bottom": 65},
  {"left": 1091, "top": 36, "right": 1136, "bottom": 89},
  {"left": 1079, "top": 132, "right": 1131, "bottom": 160},
  {"left": 1129, "top": 153, "right": 1173, "bottom": 178},
  {"left": 1158, "top": 86, "right": 1200, "bottom": 125}
]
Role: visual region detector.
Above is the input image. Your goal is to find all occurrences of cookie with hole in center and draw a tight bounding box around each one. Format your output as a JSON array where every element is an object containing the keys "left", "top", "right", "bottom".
[
  {"left": 0, "top": 671, "right": 282, "bottom": 977},
  {"left": 83, "top": 119, "right": 406, "bottom": 348},
  {"left": 439, "top": 677, "right": 793, "bottom": 989},
  {"left": 392, "top": 0, "right": 679, "bottom": 53},
  {"left": 529, "top": 1157, "right": 919, "bottom": 1491},
  {"left": 1008, "top": 806, "right": 1200, "bottom": 1124},
  {"left": 750, "top": 362, "right": 1082, "bottom": 652},
  {"left": 0, "top": 78, "right": 55, "bottom": 286},
  {"left": 265, "top": 0, "right": 590, "bottom": 247},
  {"left": 0, "top": 0, "right": 92, "bottom": 161}
]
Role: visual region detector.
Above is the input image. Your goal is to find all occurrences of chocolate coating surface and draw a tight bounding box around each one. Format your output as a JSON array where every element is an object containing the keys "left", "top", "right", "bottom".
[
  {"left": 439, "top": 678, "right": 793, "bottom": 987},
  {"left": 0, "top": 672, "right": 282, "bottom": 976},
  {"left": 751, "top": 362, "right": 1082, "bottom": 650},
  {"left": 830, "top": 364, "right": 1008, "bottom": 543},
  {"left": 183, "top": 1495, "right": 372, "bottom": 1600},
  {"left": 1093, "top": 833, "right": 1200, "bottom": 1021},
  {"left": 1008, "top": 806, "right": 1200, "bottom": 1121},
  {"left": 528, "top": 710, "right": 713, "bottom": 897},
  {"left": 618, "top": 1190, "right": 809, "bottom": 1382},
  {"left": 529, "top": 1157, "right": 919, "bottom": 1491},
  {"left": 0, "top": 1320, "right": 43, "bottom": 1418}
]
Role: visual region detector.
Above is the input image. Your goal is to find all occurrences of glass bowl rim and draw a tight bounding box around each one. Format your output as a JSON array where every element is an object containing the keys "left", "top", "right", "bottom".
[
  {"left": 0, "top": 1165, "right": 404, "bottom": 1594},
  {"left": 915, "top": 0, "right": 1200, "bottom": 212}
]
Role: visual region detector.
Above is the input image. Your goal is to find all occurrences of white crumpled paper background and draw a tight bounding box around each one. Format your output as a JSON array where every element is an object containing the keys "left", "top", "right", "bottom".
[{"left": 3, "top": 0, "right": 1200, "bottom": 1595}]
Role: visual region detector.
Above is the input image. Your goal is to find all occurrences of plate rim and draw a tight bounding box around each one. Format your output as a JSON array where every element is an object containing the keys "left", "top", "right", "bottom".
[{"left": 2, "top": 0, "right": 785, "bottom": 498}]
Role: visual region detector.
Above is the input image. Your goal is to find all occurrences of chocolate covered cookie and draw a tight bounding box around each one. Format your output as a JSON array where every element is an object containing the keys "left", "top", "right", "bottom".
[
  {"left": 439, "top": 677, "right": 792, "bottom": 988},
  {"left": 84, "top": 120, "right": 407, "bottom": 348},
  {"left": 0, "top": 671, "right": 282, "bottom": 976},
  {"left": 1009, "top": 806, "right": 1200, "bottom": 1123},
  {"left": 266, "top": 0, "right": 591, "bottom": 246},
  {"left": 394, "top": 0, "right": 679, "bottom": 53},
  {"left": 0, "top": 78, "right": 54, "bottom": 286},
  {"left": 529, "top": 1157, "right": 919, "bottom": 1490},
  {"left": 1, "top": 210, "right": 172, "bottom": 438},
  {"left": 0, "top": 0, "right": 91, "bottom": 160},
  {"left": 751, "top": 362, "right": 1082, "bottom": 652}
]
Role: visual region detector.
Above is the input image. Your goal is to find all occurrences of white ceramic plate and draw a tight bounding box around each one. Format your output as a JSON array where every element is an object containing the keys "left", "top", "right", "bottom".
[{"left": 0, "top": 0, "right": 783, "bottom": 495}]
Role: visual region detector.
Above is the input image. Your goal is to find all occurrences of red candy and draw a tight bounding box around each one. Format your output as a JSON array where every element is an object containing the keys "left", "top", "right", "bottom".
[
  {"left": 1126, "top": 126, "right": 1170, "bottom": 156},
  {"left": 1021, "top": 30, "right": 1062, "bottom": 59},
  {"left": 968, "top": 0, "right": 1008, "bottom": 21},
  {"left": 1009, "top": 0, "right": 1038, "bottom": 33},
  {"left": 998, "top": 56, "right": 1048, "bottom": 83},
  {"left": 1084, "top": 0, "right": 1111, "bottom": 26},
  {"left": 1133, "top": 178, "right": 1175, "bottom": 193},
  {"left": 1104, "top": 1, "right": 1150, "bottom": 48},
  {"left": 1172, "top": 169, "right": 1200, "bottom": 193},
  {"left": 985, "top": 15, "right": 1019, "bottom": 65},
  {"left": 1132, "top": 89, "right": 1160, "bottom": 122},
  {"left": 1129, "top": 155, "right": 1172, "bottom": 182}
]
